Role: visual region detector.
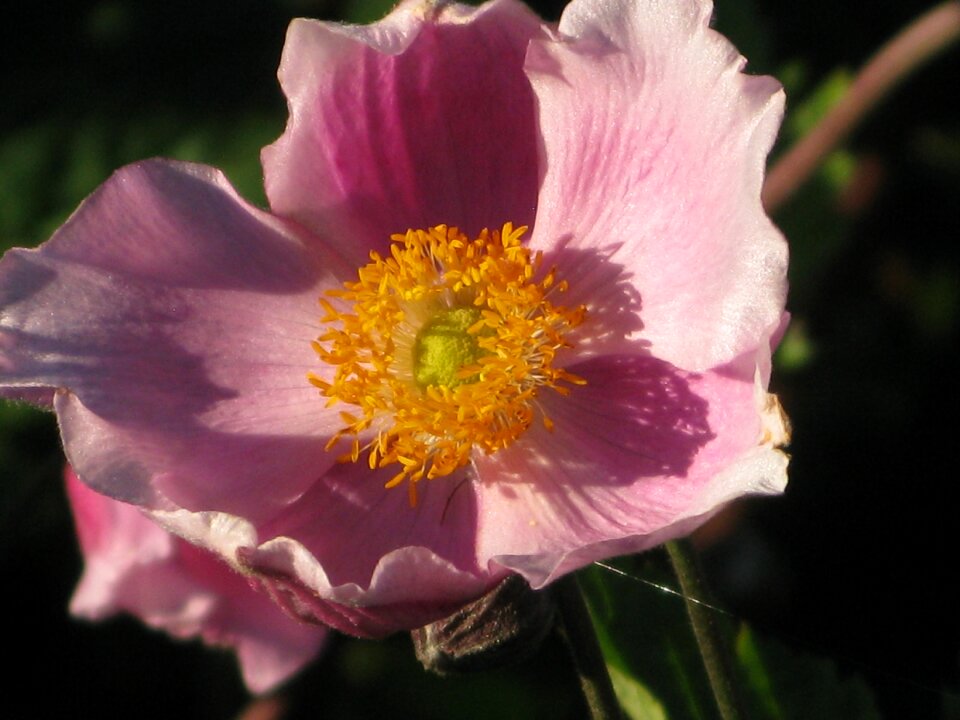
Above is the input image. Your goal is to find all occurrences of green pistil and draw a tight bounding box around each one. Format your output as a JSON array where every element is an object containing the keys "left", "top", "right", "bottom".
[{"left": 414, "top": 306, "right": 483, "bottom": 389}]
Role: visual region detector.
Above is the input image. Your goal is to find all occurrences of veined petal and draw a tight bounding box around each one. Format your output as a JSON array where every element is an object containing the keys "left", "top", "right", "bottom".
[
  {"left": 66, "top": 468, "right": 327, "bottom": 694},
  {"left": 473, "top": 350, "right": 788, "bottom": 586},
  {"left": 150, "top": 463, "right": 497, "bottom": 637},
  {"left": 262, "top": 0, "right": 545, "bottom": 264},
  {"left": 0, "top": 160, "right": 347, "bottom": 518},
  {"left": 526, "top": 0, "right": 787, "bottom": 371}
]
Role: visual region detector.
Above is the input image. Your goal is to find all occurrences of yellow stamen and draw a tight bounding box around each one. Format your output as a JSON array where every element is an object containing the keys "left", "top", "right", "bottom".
[{"left": 308, "top": 223, "right": 585, "bottom": 504}]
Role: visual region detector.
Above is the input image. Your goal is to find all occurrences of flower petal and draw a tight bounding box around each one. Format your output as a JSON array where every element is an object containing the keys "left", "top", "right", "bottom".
[
  {"left": 150, "top": 463, "right": 496, "bottom": 637},
  {"left": 473, "top": 351, "right": 788, "bottom": 586},
  {"left": 66, "top": 468, "right": 327, "bottom": 694},
  {"left": 0, "top": 160, "right": 345, "bottom": 518},
  {"left": 262, "top": 0, "right": 545, "bottom": 263},
  {"left": 526, "top": 0, "right": 787, "bottom": 371}
]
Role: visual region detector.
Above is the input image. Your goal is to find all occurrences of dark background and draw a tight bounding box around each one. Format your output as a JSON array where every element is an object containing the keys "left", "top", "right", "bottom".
[{"left": 1, "top": 0, "right": 958, "bottom": 717}]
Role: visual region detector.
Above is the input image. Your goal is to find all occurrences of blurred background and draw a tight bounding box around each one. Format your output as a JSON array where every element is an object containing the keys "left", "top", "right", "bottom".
[{"left": 1, "top": 0, "right": 957, "bottom": 717}]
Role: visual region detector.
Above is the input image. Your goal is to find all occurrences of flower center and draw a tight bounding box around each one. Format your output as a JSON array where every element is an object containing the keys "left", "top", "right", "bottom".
[
  {"left": 309, "top": 223, "right": 585, "bottom": 504},
  {"left": 413, "top": 306, "right": 483, "bottom": 389}
]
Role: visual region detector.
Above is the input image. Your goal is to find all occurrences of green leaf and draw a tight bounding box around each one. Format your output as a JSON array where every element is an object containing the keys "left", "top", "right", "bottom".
[
  {"left": 608, "top": 664, "right": 668, "bottom": 720},
  {"left": 580, "top": 557, "right": 717, "bottom": 720},
  {"left": 736, "top": 626, "right": 881, "bottom": 720},
  {"left": 774, "top": 319, "right": 816, "bottom": 373},
  {"left": 580, "top": 556, "right": 883, "bottom": 720},
  {"left": 784, "top": 68, "right": 854, "bottom": 140}
]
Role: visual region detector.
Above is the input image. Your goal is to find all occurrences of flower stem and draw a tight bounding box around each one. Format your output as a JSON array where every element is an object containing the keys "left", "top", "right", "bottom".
[
  {"left": 665, "top": 539, "right": 745, "bottom": 720},
  {"left": 763, "top": 0, "right": 960, "bottom": 213},
  {"left": 554, "top": 574, "right": 623, "bottom": 720}
]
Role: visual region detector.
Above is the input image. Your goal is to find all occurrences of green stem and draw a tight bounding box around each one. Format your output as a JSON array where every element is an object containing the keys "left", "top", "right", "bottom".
[
  {"left": 554, "top": 574, "right": 623, "bottom": 720},
  {"left": 763, "top": 0, "right": 960, "bottom": 212},
  {"left": 665, "top": 539, "right": 745, "bottom": 720}
]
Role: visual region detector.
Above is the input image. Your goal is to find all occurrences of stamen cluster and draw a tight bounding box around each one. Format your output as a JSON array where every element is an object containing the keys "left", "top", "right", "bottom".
[{"left": 309, "top": 223, "right": 585, "bottom": 504}]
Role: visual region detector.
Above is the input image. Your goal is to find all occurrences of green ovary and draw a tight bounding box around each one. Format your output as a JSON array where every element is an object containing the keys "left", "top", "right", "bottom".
[{"left": 413, "top": 306, "right": 483, "bottom": 389}]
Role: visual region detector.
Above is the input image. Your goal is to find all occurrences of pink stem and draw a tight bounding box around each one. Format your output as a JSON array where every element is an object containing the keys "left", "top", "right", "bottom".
[{"left": 763, "top": 1, "right": 960, "bottom": 213}]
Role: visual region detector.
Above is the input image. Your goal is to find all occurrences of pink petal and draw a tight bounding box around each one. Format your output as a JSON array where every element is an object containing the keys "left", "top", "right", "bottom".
[
  {"left": 261, "top": 0, "right": 545, "bottom": 264},
  {"left": 526, "top": 0, "right": 787, "bottom": 371},
  {"left": 253, "top": 461, "right": 484, "bottom": 591},
  {"left": 150, "top": 461, "right": 498, "bottom": 637},
  {"left": 0, "top": 160, "right": 345, "bottom": 519},
  {"left": 66, "top": 468, "right": 327, "bottom": 694},
  {"left": 473, "top": 350, "right": 788, "bottom": 586}
]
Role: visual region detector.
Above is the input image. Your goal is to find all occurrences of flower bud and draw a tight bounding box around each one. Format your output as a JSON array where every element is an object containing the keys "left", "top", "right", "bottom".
[{"left": 412, "top": 574, "right": 556, "bottom": 674}]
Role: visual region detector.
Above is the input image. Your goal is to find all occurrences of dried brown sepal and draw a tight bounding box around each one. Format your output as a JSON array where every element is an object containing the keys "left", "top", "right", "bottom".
[{"left": 412, "top": 574, "right": 556, "bottom": 675}]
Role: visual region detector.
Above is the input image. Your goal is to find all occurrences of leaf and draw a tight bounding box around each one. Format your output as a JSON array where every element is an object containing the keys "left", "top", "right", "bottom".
[
  {"left": 580, "top": 556, "right": 883, "bottom": 720},
  {"left": 783, "top": 68, "right": 854, "bottom": 141},
  {"left": 736, "top": 626, "right": 882, "bottom": 720},
  {"left": 608, "top": 664, "right": 668, "bottom": 720},
  {"left": 580, "top": 557, "right": 718, "bottom": 720}
]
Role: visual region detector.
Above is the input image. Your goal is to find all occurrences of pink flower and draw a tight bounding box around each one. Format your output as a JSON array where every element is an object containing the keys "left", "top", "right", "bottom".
[
  {"left": 65, "top": 466, "right": 328, "bottom": 694},
  {"left": 0, "top": 0, "right": 790, "bottom": 637}
]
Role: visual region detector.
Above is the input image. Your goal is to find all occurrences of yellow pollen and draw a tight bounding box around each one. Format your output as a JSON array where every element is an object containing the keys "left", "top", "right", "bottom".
[{"left": 308, "top": 223, "right": 586, "bottom": 505}]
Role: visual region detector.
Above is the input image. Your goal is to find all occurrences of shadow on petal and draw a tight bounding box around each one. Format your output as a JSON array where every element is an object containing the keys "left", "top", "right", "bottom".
[
  {"left": 482, "top": 353, "right": 713, "bottom": 491},
  {"left": 545, "top": 242, "right": 647, "bottom": 362}
]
